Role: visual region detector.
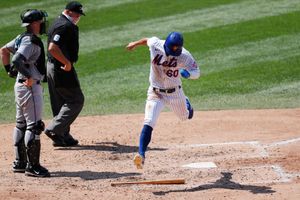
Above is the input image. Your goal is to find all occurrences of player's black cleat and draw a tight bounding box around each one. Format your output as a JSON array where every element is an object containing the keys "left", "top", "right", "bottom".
[
  {"left": 12, "top": 160, "right": 27, "bottom": 173},
  {"left": 25, "top": 164, "right": 50, "bottom": 177}
]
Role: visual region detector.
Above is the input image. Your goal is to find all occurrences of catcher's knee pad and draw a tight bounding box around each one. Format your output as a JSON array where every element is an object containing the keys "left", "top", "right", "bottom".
[
  {"left": 16, "top": 120, "right": 26, "bottom": 131},
  {"left": 24, "top": 120, "right": 44, "bottom": 147},
  {"left": 27, "top": 120, "right": 45, "bottom": 136},
  {"left": 13, "top": 121, "right": 26, "bottom": 146}
]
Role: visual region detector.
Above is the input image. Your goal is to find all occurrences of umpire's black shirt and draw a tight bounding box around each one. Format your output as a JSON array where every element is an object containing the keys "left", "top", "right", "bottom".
[{"left": 47, "top": 14, "right": 80, "bottom": 88}]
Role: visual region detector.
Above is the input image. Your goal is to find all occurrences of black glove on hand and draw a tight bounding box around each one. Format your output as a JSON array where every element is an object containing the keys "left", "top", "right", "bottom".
[{"left": 4, "top": 64, "right": 18, "bottom": 78}]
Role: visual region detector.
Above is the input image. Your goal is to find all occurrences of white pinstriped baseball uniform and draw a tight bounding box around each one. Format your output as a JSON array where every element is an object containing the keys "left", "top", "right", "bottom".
[{"left": 144, "top": 37, "right": 200, "bottom": 128}]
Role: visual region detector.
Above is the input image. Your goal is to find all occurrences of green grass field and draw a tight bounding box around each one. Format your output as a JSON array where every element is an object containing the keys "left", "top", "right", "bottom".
[{"left": 0, "top": 0, "right": 299, "bottom": 123}]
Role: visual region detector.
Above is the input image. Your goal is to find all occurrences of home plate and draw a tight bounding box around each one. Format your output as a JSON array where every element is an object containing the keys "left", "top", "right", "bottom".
[{"left": 182, "top": 162, "right": 217, "bottom": 169}]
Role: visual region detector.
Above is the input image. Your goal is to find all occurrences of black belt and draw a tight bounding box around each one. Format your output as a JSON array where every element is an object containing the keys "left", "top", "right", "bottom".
[
  {"left": 47, "top": 58, "right": 60, "bottom": 66},
  {"left": 153, "top": 86, "right": 181, "bottom": 93},
  {"left": 47, "top": 57, "right": 56, "bottom": 63},
  {"left": 18, "top": 79, "right": 41, "bottom": 84}
]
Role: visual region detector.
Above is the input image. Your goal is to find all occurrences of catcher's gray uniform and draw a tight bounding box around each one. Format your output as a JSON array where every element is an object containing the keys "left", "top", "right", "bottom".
[{"left": 4, "top": 33, "right": 48, "bottom": 175}]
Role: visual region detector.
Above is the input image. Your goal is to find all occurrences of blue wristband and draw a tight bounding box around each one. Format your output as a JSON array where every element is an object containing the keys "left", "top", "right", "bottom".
[{"left": 180, "top": 69, "right": 190, "bottom": 78}]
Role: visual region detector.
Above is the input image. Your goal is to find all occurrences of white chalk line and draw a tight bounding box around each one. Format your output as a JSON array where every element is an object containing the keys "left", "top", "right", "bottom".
[
  {"left": 178, "top": 136, "right": 300, "bottom": 148},
  {"left": 271, "top": 165, "right": 290, "bottom": 183},
  {"left": 185, "top": 141, "right": 259, "bottom": 148},
  {"left": 250, "top": 143, "right": 269, "bottom": 157},
  {"left": 265, "top": 137, "right": 300, "bottom": 148},
  {"left": 176, "top": 136, "right": 300, "bottom": 158}
]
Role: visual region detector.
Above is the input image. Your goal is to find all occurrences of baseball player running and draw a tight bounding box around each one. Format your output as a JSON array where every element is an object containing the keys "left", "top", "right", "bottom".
[
  {"left": 0, "top": 9, "right": 50, "bottom": 177},
  {"left": 126, "top": 32, "right": 200, "bottom": 169}
]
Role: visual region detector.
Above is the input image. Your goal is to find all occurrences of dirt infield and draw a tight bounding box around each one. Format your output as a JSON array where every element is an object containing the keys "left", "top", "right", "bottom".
[{"left": 0, "top": 109, "right": 299, "bottom": 200}]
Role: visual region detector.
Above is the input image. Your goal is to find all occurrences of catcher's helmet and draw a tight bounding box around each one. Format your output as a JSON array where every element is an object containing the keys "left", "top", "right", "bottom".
[
  {"left": 164, "top": 32, "right": 184, "bottom": 56},
  {"left": 20, "top": 9, "right": 47, "bottom": 27}
]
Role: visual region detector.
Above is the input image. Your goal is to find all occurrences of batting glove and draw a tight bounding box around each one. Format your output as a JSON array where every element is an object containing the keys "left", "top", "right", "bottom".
[{"left": 180, "top": 69, "right": 190, "bottom": 78}]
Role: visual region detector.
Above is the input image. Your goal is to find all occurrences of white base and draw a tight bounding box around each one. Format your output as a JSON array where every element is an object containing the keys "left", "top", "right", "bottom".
[{"left": 182, "top": 162, "right": 217, "bottom": 169}]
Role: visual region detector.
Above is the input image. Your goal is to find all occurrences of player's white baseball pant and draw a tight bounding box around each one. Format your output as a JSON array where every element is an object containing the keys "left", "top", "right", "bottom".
[{"left": 144, "top": 86, "right": 189, "bottom": 128}]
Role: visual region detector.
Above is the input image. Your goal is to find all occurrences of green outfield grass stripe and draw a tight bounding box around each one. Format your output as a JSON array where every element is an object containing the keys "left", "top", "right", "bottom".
[
  {"left": 0, "top": 0, "right": 144, "bottom": 28},
  {"left": 80, "top": 0, "right": 241, "bottom": 32},
  {"left": 190, "top": 55, "right": 300, "bottom": 94},
  {"left": 198, "top": 33, "right": 300, "bottom": 74},
  {"left": 0, "top": 0, "right": 62, "bottom": 28},
  {"left": 83, "top": 0, "right": 144, "bottom": 12},
  {"left": 0, "top": 0, "right": 61, "bottom": 13},
  {"left": 255, "top": 81, "right": 300, "bottom": 95},
  {"left": 80, "top": 64, "right": 148, "bottom": 95},
  {"left": 196, "top": 92, "right": 300, "bottom": 110},
  {"left": 184, "top": 11, "right": 300, "bottom": 54},
  {"left": 79, "top": 0, "right": 300, "bottom": 53}
]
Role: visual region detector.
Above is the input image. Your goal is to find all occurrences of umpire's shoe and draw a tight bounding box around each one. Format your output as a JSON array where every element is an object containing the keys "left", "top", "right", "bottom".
[
  {"left": 25, "top": 164, "right": 50, "bottom": 177},
  {"left": 12, "top": 160, "right": 27, "bottom": 173},
  {"left": 63, "top": 133, "right": 79, "bottom": 146},
  {"left": 44, "top": 130, "right": 66, "bottom": 147}
]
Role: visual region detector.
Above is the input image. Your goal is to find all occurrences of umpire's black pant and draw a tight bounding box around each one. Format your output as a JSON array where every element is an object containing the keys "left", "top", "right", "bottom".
[{"left": 45, "top": 61, "right": 84, "bottom": 136}]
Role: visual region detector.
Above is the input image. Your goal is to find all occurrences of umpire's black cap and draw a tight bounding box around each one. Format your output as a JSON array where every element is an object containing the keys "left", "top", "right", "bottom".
[{"left": 65, "top": 1, "right": 85, "bottom": 16}]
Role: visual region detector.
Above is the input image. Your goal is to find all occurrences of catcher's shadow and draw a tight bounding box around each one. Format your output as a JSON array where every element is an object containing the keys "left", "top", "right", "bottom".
[
  {"left": 56, "top": 142, "right": 167, "bottom": 154},
  {"left": 51, "top": 171, "right": 141, "bottom": 180},
  {"left": 153, "top": 172, "right": 276, "bottom": 196}
]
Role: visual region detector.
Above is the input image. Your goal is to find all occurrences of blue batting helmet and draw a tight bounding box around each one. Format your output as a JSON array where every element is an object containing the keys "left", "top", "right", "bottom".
[{"left": 164, "top": 32, "right": 184, "bottom": 56}]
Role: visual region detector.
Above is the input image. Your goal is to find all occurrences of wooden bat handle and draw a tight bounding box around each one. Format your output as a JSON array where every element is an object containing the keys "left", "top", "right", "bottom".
[{"left": 111, "top": 178, "right": 185, "bottom": 186}]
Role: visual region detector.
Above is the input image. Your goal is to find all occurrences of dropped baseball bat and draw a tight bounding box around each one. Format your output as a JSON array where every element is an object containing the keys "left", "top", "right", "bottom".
[{"left": 111, "top": 178, "right": 185, "bottom": 187}]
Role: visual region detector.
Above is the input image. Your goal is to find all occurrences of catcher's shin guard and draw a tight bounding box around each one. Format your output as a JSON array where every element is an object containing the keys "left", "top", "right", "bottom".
[
  {"left": 25, "top": 130, "right": 50, "bottom": 177},
  {"left": 25, "top": 130, "right": 41, "bottom": 166},
  {"left": 13, "top": 123, "right": 27, "bottom": 172}
]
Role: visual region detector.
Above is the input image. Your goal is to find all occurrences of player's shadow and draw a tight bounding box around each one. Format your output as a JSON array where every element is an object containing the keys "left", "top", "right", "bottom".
[
  {"left": 153, "top": 172, "right": 276, "bottom": 196},
  {"left": 56, "top": 142, "right": 167, "bottom": 154},
  {"left": 51, "top": 171, "right": 141, "bottom": 180}
]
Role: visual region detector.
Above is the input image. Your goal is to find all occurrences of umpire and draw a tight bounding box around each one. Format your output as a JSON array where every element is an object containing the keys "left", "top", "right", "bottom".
[{"left": 45, "top": 1, "right": 85, "bottom": 147}]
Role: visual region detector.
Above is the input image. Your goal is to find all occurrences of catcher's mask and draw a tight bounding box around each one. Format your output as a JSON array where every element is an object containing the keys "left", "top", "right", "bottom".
[
  {"left": 164, "top": 32, "right": 184, "bottom": 56},
  {"left": 20, "top": 9, "right": 48, "bottom": 34}
]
